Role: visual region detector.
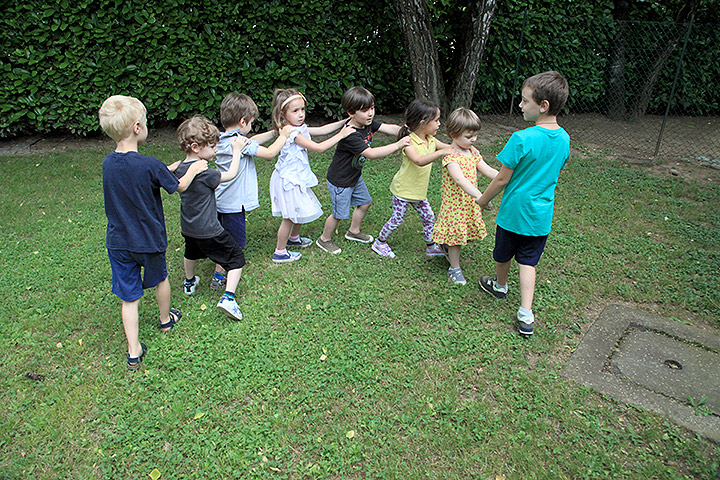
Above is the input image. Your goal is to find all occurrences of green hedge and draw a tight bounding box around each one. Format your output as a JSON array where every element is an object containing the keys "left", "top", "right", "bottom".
[
  {"left": 1, "top": 0, "right": 718, "bottom": 137},
  {"left": 0, "top": 0, "right": 411, "bottom": 137}
]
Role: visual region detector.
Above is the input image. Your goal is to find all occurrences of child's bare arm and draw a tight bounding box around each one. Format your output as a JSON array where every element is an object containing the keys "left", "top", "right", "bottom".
[
  {"left": 167, "top": 160, "right": 182, "bottom": 173},
  {"left": 476, "top": 158, "right": 499, "bottom": 180},
  {"left": 446, "top": 162, "right": 482, "bottom": 198},
  {"left": 405, "top": 144, "right": 453, "bottom": 166},
  {"left": 255, "top": 125, "right": 294, "bottom": 159},
  {"left": 220, "top": 136, "right": 250, "bottom": 182},
  {"left": 295, "top": 124, "right": 356, "bottom": 153},
  {"left": 361, "top": 136, "right": 411, "bottom": 159},
  {"left": 177, "top": 160, "right": 209, "bottom": 192},
  {"left": 307, "top": 118, "right": 349, "bottom": 136},
  {"left": 476, "top": 165, "right": 513, "bottom": 210},
  {"left": 250, "top": 130, "right": 277, "bottom": 144},
  {"left": 435, "top": 139, "right": 452, "bottom": 149},
  {"left": 377, "top": 123, "right": 402, "bottom": 136}
]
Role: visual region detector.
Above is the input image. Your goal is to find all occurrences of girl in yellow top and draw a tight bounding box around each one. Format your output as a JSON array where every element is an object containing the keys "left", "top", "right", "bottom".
[{"left": 372, "top": 100, "right": 452, "bottom": 258}]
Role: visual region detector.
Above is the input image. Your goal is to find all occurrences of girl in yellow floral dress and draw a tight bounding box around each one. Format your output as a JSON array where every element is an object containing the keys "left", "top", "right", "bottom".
[{"left": 432, "top": 108, "right": 498, "bottom": 285}]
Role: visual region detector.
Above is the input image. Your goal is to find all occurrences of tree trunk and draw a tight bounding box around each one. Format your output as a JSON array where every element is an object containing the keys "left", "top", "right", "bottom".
[
  {"left": 627, "top": 0, "right": 699, "bottom": 119},
  {"left": 607, "top": 0, "right": 629, "bottom": 120},
  {"left": 389, "top": 0, "right": 447, "bottom": 111},
  {"left": 446, "top": 0, "right": 498, "bottom": 111}
]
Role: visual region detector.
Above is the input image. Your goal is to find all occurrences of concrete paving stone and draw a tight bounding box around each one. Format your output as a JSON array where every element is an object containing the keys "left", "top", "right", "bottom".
[{"left": 562, "top": 304, "right": 720, "bottom": 442}]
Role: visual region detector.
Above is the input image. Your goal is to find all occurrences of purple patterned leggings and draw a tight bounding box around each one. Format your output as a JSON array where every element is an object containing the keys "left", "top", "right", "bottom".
[{"left": 378, "top": 195, "right": 435, "bottom": 242}]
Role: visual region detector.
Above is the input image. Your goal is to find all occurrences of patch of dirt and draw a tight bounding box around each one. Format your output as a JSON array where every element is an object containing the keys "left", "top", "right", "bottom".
[{"left": 2, "top": 113, "right": 718, "bottom": 186}]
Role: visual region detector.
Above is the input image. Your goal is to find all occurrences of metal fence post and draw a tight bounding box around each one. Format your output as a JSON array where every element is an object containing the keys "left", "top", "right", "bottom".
[
  {"left": 509, "top": 7, "right": 528, "bottom": 115},
  {"left": 654, "top": 15, "right": 695, "bottom": 158}
]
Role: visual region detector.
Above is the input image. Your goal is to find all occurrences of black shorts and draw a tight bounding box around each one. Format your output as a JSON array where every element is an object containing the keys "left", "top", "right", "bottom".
[
  {"left": 493, "top": 225, "right": 548, "bottom": 267},
  {"left": 183, "top": 230, "right": 245, "bottom": 271}
]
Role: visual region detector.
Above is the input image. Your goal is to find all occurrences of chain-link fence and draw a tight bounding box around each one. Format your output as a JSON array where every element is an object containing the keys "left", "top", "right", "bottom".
[{"left": 477, "top": 13, "right": 719, "bottom": 167}]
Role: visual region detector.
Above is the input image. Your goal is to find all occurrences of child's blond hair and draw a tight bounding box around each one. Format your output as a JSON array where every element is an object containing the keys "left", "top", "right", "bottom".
[
  {"left": 271, "top": 88, "right": 304, "bottom": 131},
  {"left": 98, "top": 95, "right": 146, "bottom": 142},
  {"left": 445, "top": 107, "right": 481, "bottom": 139},
  {"left": 177, "top": 115, "right": 220, "bottom": 153}
]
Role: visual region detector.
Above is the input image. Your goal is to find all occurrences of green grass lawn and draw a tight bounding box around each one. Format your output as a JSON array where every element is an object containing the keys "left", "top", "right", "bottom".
[{"left": 1, "top": 134, "right": 718, "bottom": 479}]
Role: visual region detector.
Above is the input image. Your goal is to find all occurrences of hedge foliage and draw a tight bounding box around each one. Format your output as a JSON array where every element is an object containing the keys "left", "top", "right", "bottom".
[{"left": 1, "top": 0, "right": 718, "bottom": 137}]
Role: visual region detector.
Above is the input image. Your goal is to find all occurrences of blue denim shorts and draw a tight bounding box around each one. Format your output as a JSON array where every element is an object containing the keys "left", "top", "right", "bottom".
[
  {"left": 107, "top": 249, "right": 168, "bottom": 302},
  {"left": 493, "top": 225, "right": 548, "bottom": 267},
  {"left": 326, "top": 177, "right": 372, "bottom": 220}
]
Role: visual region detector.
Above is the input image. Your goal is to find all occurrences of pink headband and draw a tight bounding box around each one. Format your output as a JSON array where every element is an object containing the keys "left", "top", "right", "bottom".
[{"left": 280, "top": 93, "right": 307, "bottom": 110}]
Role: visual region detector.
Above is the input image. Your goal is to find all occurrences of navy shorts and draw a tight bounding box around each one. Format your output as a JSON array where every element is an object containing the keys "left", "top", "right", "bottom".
[
  {"left": 327, "top": 177, "right": 372, "bottom": 220},
  {"left": 183, "top": 230, "right": 246, "bottom": 271},
  {"left": 493, "top": 225, "right": 548, "bottom": 267},
  {"left": 107, "top": 249, "right": 168, "bottom": 302},
  {"left": 218, "top": 209, "right": 246, "bottom": 248}
]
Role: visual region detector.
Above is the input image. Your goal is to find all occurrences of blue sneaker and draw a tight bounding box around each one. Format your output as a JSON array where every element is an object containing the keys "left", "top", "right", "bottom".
[
  {"left": 516, "top": 314, "right": 534, "bottom": 336},
  {"left": 217, "top": 295, "right": 243, "bottom": 321},
  {"left": 272, "top": 250, "right": 302, "bottom": 263},
  {"left": 210, "top": 273, "right": 226, "bottom": 290},
  {"left": 286, "top": 236, "right": 313, "bottom": 248}
]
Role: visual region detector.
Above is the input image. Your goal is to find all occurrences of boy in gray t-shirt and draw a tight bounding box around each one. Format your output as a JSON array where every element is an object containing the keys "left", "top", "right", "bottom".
[{"left": 174, "top": 116, "right": 251, "bottom": 321}]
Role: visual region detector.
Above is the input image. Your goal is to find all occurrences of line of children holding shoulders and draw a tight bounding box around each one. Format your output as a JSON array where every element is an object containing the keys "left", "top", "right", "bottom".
[{"left": 99, "top": 71, "right": 570, "bottom": 370}]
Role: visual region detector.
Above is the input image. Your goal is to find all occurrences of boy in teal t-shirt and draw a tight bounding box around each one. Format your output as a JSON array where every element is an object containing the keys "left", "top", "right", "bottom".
[{"left": 477, "top": 71, "right": 570, "bottom": 336}]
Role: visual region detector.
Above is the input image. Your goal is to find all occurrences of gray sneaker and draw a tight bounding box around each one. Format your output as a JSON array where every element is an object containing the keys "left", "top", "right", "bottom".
[
  {"left": 448, "top": 267, "right": 467, "bottom": 285},
  {"left": 478, "top": 275, "right": 508, "bottom": 299},
  {"left": 345, "top": 230, "right": 374, "bottom": 243},
  {"left": 316, "top": 237, "right": 342, "bottom": 254}
]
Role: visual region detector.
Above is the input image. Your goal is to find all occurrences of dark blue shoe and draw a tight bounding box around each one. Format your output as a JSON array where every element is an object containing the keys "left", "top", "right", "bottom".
[
  {"left": 272, "top": 250, "right": 302, "bottom": 263},
  {"left": 127, "top": 343, "right": 147, "bottom": 371},
  {"left": 516, "top": 314, "right": 534, "bottom": 336},
  {"left": 286, "top": 236, "right": 313, "bottom": 248}
]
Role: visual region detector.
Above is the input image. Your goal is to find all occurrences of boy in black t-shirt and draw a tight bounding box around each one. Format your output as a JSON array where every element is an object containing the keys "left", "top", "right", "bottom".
[
  {"left": 316, "top": 87, "right": 410, "bottom": 254},
  {"left": 173, "top": 116, "right": 251, "bottom": 321}
]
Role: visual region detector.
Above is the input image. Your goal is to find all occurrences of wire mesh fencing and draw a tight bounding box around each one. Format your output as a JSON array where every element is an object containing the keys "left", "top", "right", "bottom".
[{"left": 476, "top": 13, "right": 719, "bottom": 168}]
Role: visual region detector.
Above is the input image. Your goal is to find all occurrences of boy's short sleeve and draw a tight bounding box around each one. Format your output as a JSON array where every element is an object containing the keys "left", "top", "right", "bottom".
[
  {"left": 156, "top": 161, "right": 180, "bottom": 194},
  {"left": 243, "top": 138, "right": 260, "bottom": 157},
  {"left": 496, "top": 132, "right": 525, "bottom": 170}
]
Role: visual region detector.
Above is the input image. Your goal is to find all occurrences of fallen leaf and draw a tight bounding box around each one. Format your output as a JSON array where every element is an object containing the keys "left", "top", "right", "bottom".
[
  {"left": 262, "top": 456, "right": 268, "bottom": 463},
  {"left": 346, "top": 430, "right": 355, "bottom": 439},
  {"left": 319, "top": 354, "right": 327, "bottom": 361},
  {"left": 148, "top": 468, "right": 161, "bottom": 480},
  {"left": 200, "top": 304, "right": 207, "bottom": 311},
  {"left": 56, "top": 342, "right": 63, "bottom": 348},
  {"left": 193, "top": 412, "right": 205, "bottom": 419},
  {"left": 32, "top": 251, "right": 38, "bottom": 254},
  {"left": 78, "top": 339, "right": 83, "bottom": 346},
  {"left": 306, "top": 304, "right": 312, "bottom": 311}
]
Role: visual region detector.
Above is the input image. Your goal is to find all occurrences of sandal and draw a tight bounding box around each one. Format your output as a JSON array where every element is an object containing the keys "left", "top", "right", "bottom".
[
  {"left": 159, "top": 308, "right": 182, "bottom": 332},
  {"left": 127, "top": 343, "right": 147, "bottom": 371}
]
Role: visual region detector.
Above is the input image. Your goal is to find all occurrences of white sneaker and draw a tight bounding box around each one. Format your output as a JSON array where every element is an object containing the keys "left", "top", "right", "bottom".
[
  {"left": 183, "top": 275, "right": 200, "bottom": 295},
  {"left": 217, "top": 295, "right": 243, "bottom": 320}
]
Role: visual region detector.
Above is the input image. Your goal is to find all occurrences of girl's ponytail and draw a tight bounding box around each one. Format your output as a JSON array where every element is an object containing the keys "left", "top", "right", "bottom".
[{"left": 400, "top": 99, "right": 440, "bottom": 140}]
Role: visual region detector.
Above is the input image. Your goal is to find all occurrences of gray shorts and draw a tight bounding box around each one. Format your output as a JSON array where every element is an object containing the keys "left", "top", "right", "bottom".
[{"left": 326, "top": 177, "right": 372, "bottom": 220}]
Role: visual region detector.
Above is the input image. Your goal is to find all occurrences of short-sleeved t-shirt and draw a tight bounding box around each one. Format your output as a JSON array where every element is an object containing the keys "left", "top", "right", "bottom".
[
  {"left": 326, "top": 119, "right": 382, "bottom": 188},
  {"left": 103, "top": 150, "right": 179, "bottom": 253},
  {"left": 214, "top": 129, "right": 261, "bottom": 213},
  {"left": 496, "top": 125, "right": 570, "bottom": 236},
  {"left": 174, "top": 161, "right": 224, "bottom": 238},
  {"left": 390, "top": 132, "right": 436, "bottom": 201}
]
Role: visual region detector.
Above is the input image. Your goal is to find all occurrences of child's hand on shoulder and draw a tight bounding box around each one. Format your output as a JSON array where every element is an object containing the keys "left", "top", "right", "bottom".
[
  {"left": 188, "top": 160, "right": 208, "bottom": 174},
  {"left": 439, "top": 147, "right": 454, "bottom": 157},
  {"left": 232, "top": 136, "right": 250, "bottom": 152},
  {"left": 167, "top": 160, "right": 181, "bottom": 172},
  {"left": 339, "top": 123, "right": 357, "bottom": 138},
  {"left": 397, "top": 136, "right": 411, "bottom": 149},
  {"left": 280, "top": 124, "right": 296, "bottom": 138}
]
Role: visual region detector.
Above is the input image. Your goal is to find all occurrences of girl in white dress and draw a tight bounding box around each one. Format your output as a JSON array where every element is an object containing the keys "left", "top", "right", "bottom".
[{"left": 269, "top": 88, "right": 354, "bottom": 263}]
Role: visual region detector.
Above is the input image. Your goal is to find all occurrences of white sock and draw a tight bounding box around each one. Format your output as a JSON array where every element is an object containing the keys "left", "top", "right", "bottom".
[
  {"left": 517, "top": 307, "right": 534, "bottom": 323},
  {"left": 493, "top": 280, "right": 508, "bottom": 293}
]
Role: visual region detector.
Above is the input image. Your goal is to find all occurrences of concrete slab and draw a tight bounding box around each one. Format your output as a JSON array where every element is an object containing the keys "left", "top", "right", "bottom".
[{"left": 562, "top": 304, "right": 720, "bottom": 442}]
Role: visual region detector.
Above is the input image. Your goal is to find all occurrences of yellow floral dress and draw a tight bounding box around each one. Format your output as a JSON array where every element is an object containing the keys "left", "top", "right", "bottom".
[{"left": 432, "top": 150, "right": 487, "bottom": 246}]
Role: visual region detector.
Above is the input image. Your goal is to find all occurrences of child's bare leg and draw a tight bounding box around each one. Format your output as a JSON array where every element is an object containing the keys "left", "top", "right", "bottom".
[
  {"left": 518, "top": 264, "right": 536, "bottom": 310},
  {"left": 214, "top": 265, "right": 226, "bottom": 275},
  {"left": 155, "top": 277, "right": 171, "bottom": 325},
  {"left": 321, "top": 214, "right": 341, "bottom": 241},
  {"left": 447, "top": 245, "right": 461, "bottom": 269},
  {"left": 121, "top": 299, "right": 142, "bottom": 357},
  {"left": 275, "top": 218, "right": 295, "bottom": 251},
  {"left": 225, "top": 268, "right": 242, "bottom": 293},
  {"left": 183, "top": 258, "right": 196, "bottom": 279},
  {"left": 348, "top": 203, "right": 370, "bottom": 234},
  {"left": 290, "top": 222, "right": 302, "bottom": 237},
  {"left": 495, "top": 260, "right": 511, "bottom": 286}
]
